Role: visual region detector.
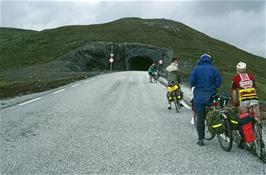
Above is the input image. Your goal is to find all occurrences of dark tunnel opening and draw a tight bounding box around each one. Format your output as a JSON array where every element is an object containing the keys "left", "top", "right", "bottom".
[{"left": 128, "top": 56, "right": 154, "bottom": 71}]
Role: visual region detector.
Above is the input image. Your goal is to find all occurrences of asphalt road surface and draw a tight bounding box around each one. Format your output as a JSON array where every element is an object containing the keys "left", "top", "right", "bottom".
[{"left": 0, "top": 71, "right": 265, "bottom": 174}]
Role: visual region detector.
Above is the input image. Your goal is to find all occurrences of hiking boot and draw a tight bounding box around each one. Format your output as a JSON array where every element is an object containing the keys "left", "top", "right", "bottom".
[
  {"left": 261, "top": 140, "right": 265, "bottom": 148},
  {"left": 168, "top": 105, "right": 171, "bottom": 110},
  {"left": 259, "top": 123, "right": 263, "bottom": 130},
  {"left": 237, "top": 140, "right": 245, "bottom": 149},
  {"left": 197, "top": 140, "right": 205, "bottom": 146}
]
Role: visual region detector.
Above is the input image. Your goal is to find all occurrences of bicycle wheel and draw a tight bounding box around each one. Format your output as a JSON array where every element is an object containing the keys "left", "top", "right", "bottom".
[
  {"left": 217, "top": 118, "right": 233, "bottom": 152},
  {"left": 173, "top": 97, "right": 179, "bottom": 113},
  {"left": 173, "top": 93, "right": 179, "bottom": 112},
  {"left": 253, "top": 122, "right": 266, "bottom": 161},
  {"left": 232, "top": 130, "right": 241, "bottom": 145},
  {"left": 205, "top": 119, "right": 215, "bottom": 140}
]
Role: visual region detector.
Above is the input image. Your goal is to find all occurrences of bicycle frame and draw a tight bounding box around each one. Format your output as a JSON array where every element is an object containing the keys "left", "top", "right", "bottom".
[
  {"left": 151, "top": 71, "right": 159, "bottom": 82},
  {"left": 171, "top": 90, "right": 182, "bottom": 113}
]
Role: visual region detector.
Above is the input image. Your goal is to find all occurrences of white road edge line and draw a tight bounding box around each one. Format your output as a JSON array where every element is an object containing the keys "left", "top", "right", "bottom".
[
  {"left": 53, "top": 89, "right": 65, "bottom": 94},
  {"left": 71, "top": 83, "right": 80, "bottom": 87},
  {"left": 181, "top": 101, "right": 191, "bottom": 109},
  {"left": 84, "top": 78, "right": 95, "bottom": 83},
  {"left": 19, "top": 97, "right": 41, "bottom": 106}
]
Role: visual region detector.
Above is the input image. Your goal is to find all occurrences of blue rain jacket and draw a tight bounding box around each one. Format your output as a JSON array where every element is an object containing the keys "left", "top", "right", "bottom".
[{"left": 189, "top": 55, "right": 222, "bottom": 110}]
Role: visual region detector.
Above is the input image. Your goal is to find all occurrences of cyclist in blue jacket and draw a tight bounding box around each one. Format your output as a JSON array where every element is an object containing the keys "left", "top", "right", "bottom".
[{"left": 189, "top": 54, "right": 222, "bottom": 146}]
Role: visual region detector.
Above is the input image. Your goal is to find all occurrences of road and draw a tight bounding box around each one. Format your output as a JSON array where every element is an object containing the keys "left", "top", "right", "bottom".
[{"left": 0, "top": 71, "right": 265, "bottom": 174}]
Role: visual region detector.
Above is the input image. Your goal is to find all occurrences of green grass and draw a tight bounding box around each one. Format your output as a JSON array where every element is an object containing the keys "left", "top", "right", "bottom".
[
  {"left": 0, "top": 73, "right": 100, "bottom": 98},
  {"left": 0, "top": 17, "right": 266, "bottom": 99}
]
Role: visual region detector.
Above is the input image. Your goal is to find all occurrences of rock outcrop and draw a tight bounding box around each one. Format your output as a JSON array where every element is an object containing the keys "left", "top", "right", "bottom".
[{"left": 59, "top": 41, "right": 173, "bottom": 72}]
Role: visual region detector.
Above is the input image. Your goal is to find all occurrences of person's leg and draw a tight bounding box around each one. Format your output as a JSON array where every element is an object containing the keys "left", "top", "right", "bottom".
[
  {"left": 251, "top": 100, "right": 261, "bottom": 123},
  {"left": 239, "top": 105, "right": 248, "bottom": 114},
  {"left": 167, "top": 92, "right": 171, "bottom": 109},
  {"left": 149, "top": 74, "right": 152, "bottom": 82},
  {"left": 196, "top": 110, "right": 205, "bottom": 140},
  {"left": 195, "top": 103, "right": 206, "bottom": 145},
  {"left": 191, "top": 101, "right": 196, "bottom": 124},
  {"left": 252, "top": 105, "right": 260, "bottom": 122},
  {"left": 238, "top": 101, "right": 249, "bottom": 148},
  {"left": 191, "top": 109, "right": 196, "bottom": 125}
]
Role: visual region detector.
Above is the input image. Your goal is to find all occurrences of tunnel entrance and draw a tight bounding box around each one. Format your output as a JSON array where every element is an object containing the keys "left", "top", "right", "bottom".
[{"left": 128, "top": 56, "right": 153, "bottom": 71}]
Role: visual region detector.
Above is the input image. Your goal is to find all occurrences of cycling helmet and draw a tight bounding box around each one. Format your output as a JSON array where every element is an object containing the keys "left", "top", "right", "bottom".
[
  {"left": 236, "top": 62, "right": 246, "bottom": 73},
  {"left": 236, "top": 62, "right": 246, "bottom": 69}
]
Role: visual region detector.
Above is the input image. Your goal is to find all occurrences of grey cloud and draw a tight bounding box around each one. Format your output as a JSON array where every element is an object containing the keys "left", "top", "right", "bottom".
[
  {"left": 0, "top": 0, "right": 265, "bottom": 57},
  {"left": 1, "top": 1, "right": 101, "bottom": 29},
  {"left": 190, "top": 1, "right": 265, "bottom": 16}
]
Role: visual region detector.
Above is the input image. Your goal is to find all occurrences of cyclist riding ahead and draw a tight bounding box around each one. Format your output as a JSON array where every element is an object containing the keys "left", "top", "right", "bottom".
[
  {"left": 232, "top": 61, "right": 262, "bottom": 148},
  {"left": 148, "top": 63, "right": 158, "bottom": 83},
  {"left": 166, "top": 57, "right": 183, "bottom": 110}
]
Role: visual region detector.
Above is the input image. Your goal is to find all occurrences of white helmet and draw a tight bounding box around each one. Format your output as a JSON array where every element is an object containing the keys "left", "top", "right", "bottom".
[{"left": 236, "top": 62, "right": 246, "bottom": 72}]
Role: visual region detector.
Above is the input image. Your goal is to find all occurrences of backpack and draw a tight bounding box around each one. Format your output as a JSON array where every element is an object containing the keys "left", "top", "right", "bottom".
[{"left": 206, "top": 110, "right": 224, "bottom": 134}]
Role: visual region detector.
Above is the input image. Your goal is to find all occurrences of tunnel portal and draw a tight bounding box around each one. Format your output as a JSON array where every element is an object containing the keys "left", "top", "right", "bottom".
[{"left": 128, "top": 56, "right": 153, "bottom": 71}]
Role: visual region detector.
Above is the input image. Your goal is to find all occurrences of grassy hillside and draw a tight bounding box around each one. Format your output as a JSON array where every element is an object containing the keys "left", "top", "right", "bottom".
[{"left": 0, "top": 18, "right": 266, "bottom": 100}]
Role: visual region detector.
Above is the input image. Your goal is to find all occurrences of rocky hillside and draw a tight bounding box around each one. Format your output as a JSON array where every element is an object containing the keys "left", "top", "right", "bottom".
[{"left": 0, "top": 18, "right": 266, "bottom": 100}]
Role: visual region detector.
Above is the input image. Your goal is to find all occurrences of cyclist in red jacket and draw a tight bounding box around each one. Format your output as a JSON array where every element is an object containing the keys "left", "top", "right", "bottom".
[
  {"left": 232, "top": 62, "right": 261, "bottom": 148},
  {"left": 232, "top": 62, "right": 261, "bottom": 123}
]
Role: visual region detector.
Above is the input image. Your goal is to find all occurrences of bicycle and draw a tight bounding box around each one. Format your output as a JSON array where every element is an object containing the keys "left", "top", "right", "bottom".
[
  {"left": 232, "top": 105, "right": 266, "bottom": 162},
  {"left": 151, "top": 70, "right": 160, "bottom": 83},
  {"left": 204, "top": 93, "right": 233, "bottom": 152},
  {"left": 167, "top": 81, "right": 183, "bottom": 113}
]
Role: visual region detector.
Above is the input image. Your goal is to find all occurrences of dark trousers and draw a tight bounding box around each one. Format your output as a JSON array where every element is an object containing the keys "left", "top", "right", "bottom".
[{"left": 195, "top": 103, "right": 206, "bottom": 140}]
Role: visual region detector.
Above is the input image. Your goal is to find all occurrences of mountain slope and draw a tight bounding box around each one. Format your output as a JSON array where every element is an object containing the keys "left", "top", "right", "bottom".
[{"left": 0, "top": 18, "right": 265, "bottom": 100}]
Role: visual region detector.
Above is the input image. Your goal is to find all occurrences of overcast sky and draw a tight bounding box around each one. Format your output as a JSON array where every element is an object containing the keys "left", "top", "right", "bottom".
[{"left": 1, "top": 0, "right": 265, "bottom": 58}]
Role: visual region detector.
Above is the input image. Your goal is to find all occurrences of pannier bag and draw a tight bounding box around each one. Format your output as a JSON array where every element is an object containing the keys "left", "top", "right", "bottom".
[
  {"left": 224, "top": 108, "right": 238, "bottom": 130},
  {"left": 175, "top": 90, "right": 183, "bottom": 100},
  {"left": 167, "top": 90, "right": 183, "bottom": 101},
  {"left": 167, "top": 84, "right": 183, "bottom": 101},
  {"left": 167, "top": 92, "right": 173, "bottom": 102},
  {"left": 238, "top": 113, "right": 255, "bottom": 143},
  {"left": 206, "top": 110, "right": 224, "bottom": 134}
]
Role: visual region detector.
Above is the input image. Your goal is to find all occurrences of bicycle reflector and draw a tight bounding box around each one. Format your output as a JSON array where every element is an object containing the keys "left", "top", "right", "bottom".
[
  {"left": 213, "top": 101, "right": 219, "bottom": 107},
  {"left": 213, "top": 93, "right": 229, "bottom": 107}
]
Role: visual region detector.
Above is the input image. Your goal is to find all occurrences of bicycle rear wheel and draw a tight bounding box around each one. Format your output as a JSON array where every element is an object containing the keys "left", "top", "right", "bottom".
[
  {"left": 173, "top": 96, "right": 179, "bottom": 113},
  {"left": 217, "top": 118, "right": 233, "bottom": 152},
  {"left": 253, "top": 122, "right": 266, "bottom": 161},
  {"left": 205, "top": 119, "right": 215, "bottom": 140},
  {"left": 232, "top": 130, "right": 241, "bottom": 145}
]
